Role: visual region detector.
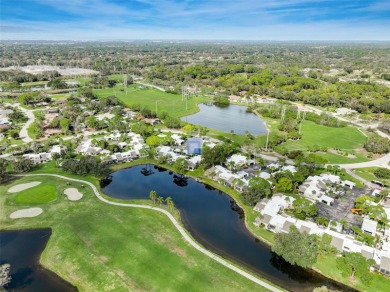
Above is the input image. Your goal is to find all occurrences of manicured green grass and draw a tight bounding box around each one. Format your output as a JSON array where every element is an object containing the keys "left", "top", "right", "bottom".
[
  {"left": 0, "top": 175, "right": 273, "bottom": 292},
  {"left": 316, "top": 152, "right": 369, "bottom": 164},
  {"left": 314, "top": 254, "right": 390, "bottom": 292},
  {"left": 354, "top": 167, "right": 390, "bottom": 186},
  {"left": 13, "top": 185, "right": 57, "bottom": 204},
  {"left": 282, "top": 120, "right": 367, "bottom": 150},
  {"left": 94, "top": 84, "right": 210, "bottom": 118}
]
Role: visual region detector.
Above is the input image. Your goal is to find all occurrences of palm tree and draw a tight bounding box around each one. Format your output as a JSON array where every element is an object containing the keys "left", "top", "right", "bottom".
[
  {"left": 157, "top": 196, "right": 164, "bottom": 206},
  {"left": 165, "top": 196, "right": 173, "bottom": 209},
  {"left": 149, "top": 190, "right": 157, "bottom": 204}
]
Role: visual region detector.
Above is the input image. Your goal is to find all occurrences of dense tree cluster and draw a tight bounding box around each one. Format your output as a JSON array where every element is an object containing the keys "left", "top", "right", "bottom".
[
  {"left": 364, "top": 134, "right": 390, "bottom": 154},
  {"left": 202, "top": 142, "right": 240, "bottom": 168},
  {"left": 272, "top": 225, "right": 318, "bottom": 268},
  {"left": 242, "top": 177, "right": 272, "bottom": 206},
  {"left": 374, "top": 168, "right": 390, "bottom": 179},
  {"left": 336, "top": 252, "right": 375, "bottom": 285},
  {"left": 61, "top": 156, "right": 109, "bottom": 177}
]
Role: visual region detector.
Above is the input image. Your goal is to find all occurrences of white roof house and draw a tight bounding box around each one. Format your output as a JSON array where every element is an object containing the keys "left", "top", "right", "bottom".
[
  {"left": 319, "top": 194, "right": 334, "bottom": 206},
  {"left": 50, "top": 145, "right": 67, "bottom": 154},
  {"left": 171, "top": 133, "right": 185, "bottom": 145},
  {"left": 281, "top": 165, "right": 297, "bottom": 173},
  {"left": 341, "top": 180, "right": 356, "bottom": 189},
  {"left": 258, "top": 171, "right": 271, "bottom": 180},
  {"left": 362, "top": 218, "right": 378, "bottom": 235},
  {"left": 227, "top": 154, "right": 248, "bottom": 166}
]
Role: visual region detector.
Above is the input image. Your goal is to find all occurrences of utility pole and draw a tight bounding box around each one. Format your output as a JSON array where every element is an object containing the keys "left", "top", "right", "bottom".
[
  {"left": 281, "top": 105, "right": 286, "bottom": 122},
  {"left": 123, "top": 74, "right": 128, "bottom": 95}
]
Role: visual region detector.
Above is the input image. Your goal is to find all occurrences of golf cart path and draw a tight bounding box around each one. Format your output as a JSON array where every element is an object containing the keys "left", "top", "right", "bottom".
[{"left": 13, "top": 174, "right": 281, "bottom": 292}]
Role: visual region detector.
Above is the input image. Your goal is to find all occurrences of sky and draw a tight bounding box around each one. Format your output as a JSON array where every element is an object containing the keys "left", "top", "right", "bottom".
[{"left": 1, "top": 0, "right": 390, "bottom": 41}]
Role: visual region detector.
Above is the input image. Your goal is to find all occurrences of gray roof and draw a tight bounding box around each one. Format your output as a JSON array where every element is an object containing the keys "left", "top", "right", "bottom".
[
  {"left": 254, "top": 202, "right": 266, "bottom": 212},
  {"left": 299, "top": 225, "right": 311, "bottom": 234},
  {"left": 282, "top": 221, "right": 294, "bottom": 233},
  {"left": 260, "top": 214, "right": 272, "bottom": 225},
  {"left": 361, "top": 249, "right": 373, "bottom": 260},
  {"left": 380, "top": 255, "right": 390, "bottom": 271},
  {"left": 330, "top": 236, "right": 344, "bottom": 251}
]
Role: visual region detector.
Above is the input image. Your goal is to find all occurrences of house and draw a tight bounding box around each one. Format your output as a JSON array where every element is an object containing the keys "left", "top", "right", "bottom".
[
  {"left": 171, "top": 134, "right": 185, "bottom": 146},
  {"left": 188, "top": 155, "right": 201, "bottom": 170},
  {"left": 379, "top": 255, "right": 390, "bottom": 276},
  {"left": 75, "top": 140, "right": 102, "bottom": 156},
  {"left": 143, "top": 118, "right": 161, "bottom": 125},
  {"left": 44, "top": 113, "right": 58, "bottom": 126},
  {"left": 319, "top": 194, "right": 334, "bottom": 206},
  {"left": 233, "top": 179, "right": 248, "bottom": 193},
  {"left": 362, "top": 218, "right": 378, "bottom": 235},
  {"left": 23, "top": 153, "right": 52, "bottom": 164},
  {"left": 44, "top": 128, "right": 62, "bottom": 137},
  {"left": 258, "top": 171, "right": 271, "bottom": 180},
  {"left": 341, "top": 180, "right": 356, "bottom": 189},
  {"left": 50, "top": 145, "right": 67, "bottom": 154},
  {"left": 44, "top": 107, "right": 59, "bottom": 114},
  {"left": 226, "top": 154, "right": 247, "bottom": 166},
  {"left": 104, "top": 133, "right": 121, "bottom": 141},
  {"left": 228, "top": 95, "right": 240, "bottom": 102}
]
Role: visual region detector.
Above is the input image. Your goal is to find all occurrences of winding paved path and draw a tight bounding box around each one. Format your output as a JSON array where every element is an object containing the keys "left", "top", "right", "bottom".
[
  {"left": 14, "top": 173, "right": 281, "bottom": 292},
  {"left": 11, "top": 103, "right": 34, "bottom": 143},
  {"left": 329, "top": 152, "right": 390, "bottom": 169}
]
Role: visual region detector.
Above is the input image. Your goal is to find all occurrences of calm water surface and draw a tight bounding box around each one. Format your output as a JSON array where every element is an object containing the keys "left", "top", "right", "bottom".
[
  {"left": 0, "top": 229, "right": 77, "bottom": 292},
  {"left": 102, "top": 165, "right": 354, "bottom": 292},
  {"left": 182, "top": 103, "right": 267, "bottom": 135}
]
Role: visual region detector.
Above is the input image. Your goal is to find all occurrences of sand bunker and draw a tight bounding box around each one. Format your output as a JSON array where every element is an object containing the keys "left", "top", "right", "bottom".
[
  {"left": 64, "top": 188, "right": 83, "bottom": 201},
  {"left": 10, "top": 207, "right": 43, "bottom": 219},
  {"left": 8, "top": 181, "right": 41, "bottom": 193}
]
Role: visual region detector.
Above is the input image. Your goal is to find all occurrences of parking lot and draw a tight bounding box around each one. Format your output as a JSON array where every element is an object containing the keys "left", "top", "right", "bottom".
[{"left": 317, "top": 186, "right": 372, "bottom": 231}]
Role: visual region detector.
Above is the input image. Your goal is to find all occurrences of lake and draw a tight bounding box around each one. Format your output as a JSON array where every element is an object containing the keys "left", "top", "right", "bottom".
[
  {"left": 0, "top": 229, "right": 77, "bottom": 292},
  {"left": 182, "top": 103, "right": 267, "bottom": 135},
  {"left": 101, "top": 165, "right": 354, "bottom": 292}
]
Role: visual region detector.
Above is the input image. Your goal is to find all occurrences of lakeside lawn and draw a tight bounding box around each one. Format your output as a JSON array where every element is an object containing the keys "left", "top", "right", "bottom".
[
  {"left": 0, "top": 175, "right": 270, "bottom": 292},
  {"left": 94, "top": 84, "right": 209, "bottom": 118}
]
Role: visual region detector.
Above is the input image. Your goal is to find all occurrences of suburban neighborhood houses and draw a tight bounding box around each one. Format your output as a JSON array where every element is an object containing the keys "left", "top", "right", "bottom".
[{"left": 3, "top": 98, "right": 390, "bottom": 280}]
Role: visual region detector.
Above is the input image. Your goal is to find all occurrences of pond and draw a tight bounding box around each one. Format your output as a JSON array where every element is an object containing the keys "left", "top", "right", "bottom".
[
  {"left": 101, "top": 165, "right": 354, "bottom": 292},
  {"left": 182, "top": 103, "right": 267, "bottom": 135},
  {"left": 0, "top": 229, "right": 77, "bottom": 292}
]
